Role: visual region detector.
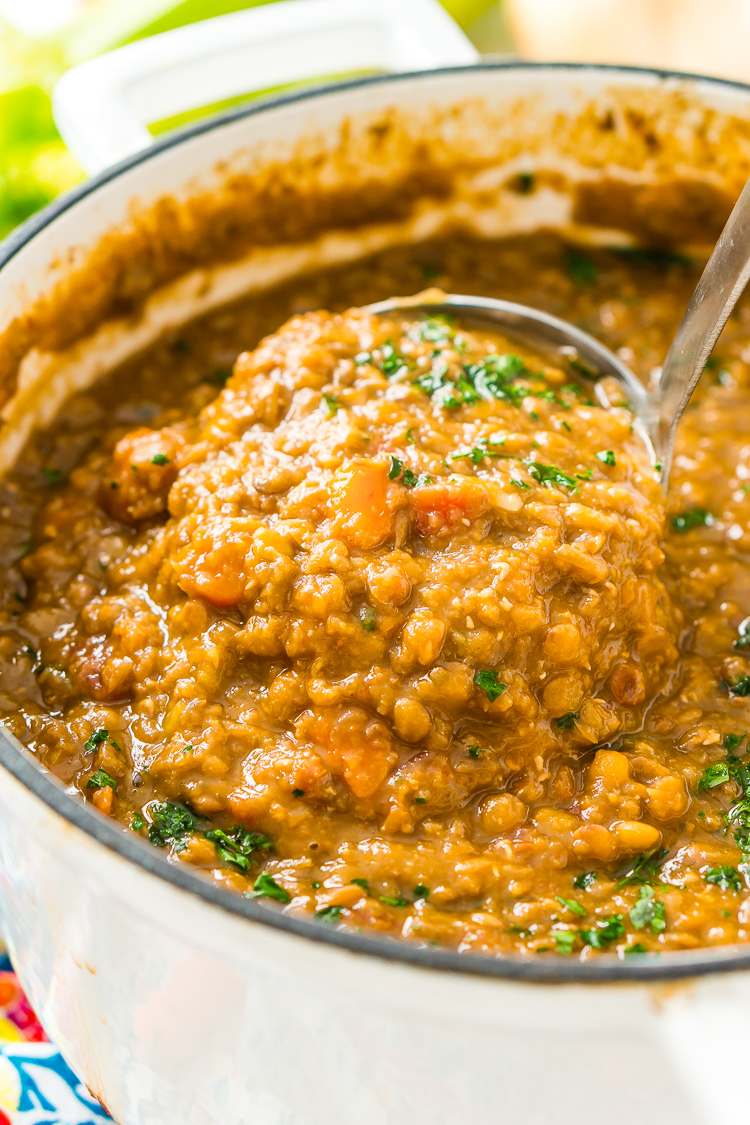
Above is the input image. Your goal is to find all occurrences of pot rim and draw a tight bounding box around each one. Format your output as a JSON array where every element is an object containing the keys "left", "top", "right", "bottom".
[{"left": 4, "top": 59, "right": 750, "bottom": 986}]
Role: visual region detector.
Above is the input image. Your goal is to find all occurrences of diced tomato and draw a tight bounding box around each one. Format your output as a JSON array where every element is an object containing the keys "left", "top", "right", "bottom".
[
  {"left": 410, "top": 477, "right": 490, "bottom": 536},
  {"left": 330, "top": 460, "right": 394, "bottom": 550}
]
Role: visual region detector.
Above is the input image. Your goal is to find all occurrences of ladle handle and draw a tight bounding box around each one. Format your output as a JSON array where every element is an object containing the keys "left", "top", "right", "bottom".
[{"left": 656, "top": 174, "right": 750, "bottom": 480}]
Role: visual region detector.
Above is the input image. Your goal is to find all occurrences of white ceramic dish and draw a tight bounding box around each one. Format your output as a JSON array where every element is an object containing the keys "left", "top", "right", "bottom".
[{"left": 1, "top": 9, "right": 750, "bottom": 1124}]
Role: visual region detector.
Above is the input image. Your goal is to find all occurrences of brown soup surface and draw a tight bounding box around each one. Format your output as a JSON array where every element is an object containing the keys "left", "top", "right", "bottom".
[{"left": 3, "top": 230, "right": 750, "bottom": 959}]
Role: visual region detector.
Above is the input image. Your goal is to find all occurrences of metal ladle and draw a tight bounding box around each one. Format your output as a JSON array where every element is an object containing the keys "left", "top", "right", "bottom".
[{"left": 368, "top": 176, "right": 750, "bottom": 488}]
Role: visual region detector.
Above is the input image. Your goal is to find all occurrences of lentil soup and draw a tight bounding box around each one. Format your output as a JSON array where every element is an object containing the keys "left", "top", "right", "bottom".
[{"left": 2, "top": 231, "right": 749, "bottom": 960}]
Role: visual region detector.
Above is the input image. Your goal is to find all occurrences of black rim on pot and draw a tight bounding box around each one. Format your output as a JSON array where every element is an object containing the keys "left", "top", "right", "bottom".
[{"left": 2, "top": 61, "right": 749, "bottom": 985}]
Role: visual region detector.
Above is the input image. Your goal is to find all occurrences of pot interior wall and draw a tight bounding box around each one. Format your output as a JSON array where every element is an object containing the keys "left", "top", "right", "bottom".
[{"left": 2, "top": 67, "right": 750, "bottom": 472}]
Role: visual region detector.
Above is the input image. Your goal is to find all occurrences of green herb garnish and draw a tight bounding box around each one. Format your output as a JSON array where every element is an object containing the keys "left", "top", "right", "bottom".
[
  {"left": 86, "top": 769, "right": 116, "bottom": 790},
  {"left": 151, "top": 453, "right": 170, "bottom": 465},
  {"left": 84, "top": 728, "right": 110, "bottom": 753},
  {"left": 315, "top": 905, "right": 344, "bottom": 923},
  {"left": 475, "top": 670, "right": 506, "bottom": 701},
  {"left": 204, "top": 825, "right": 272, "bottom": 871},
  {"left": 671, "top": 508, "right": 714, "bottom": 533},
  {"left": 360, "top": 606, "right": 377, "bottom": 631},
  {"left": 42, "top": 467, "right": 63, "bottom": 486},
  {"left": 595, "top": 450, "right": 616, "bottom": 467},
  {"left": 565, "top": 248, "right": 598, "bottom": 286},
  {"left": 388, "top": 456, "right": 403, "bottom": 480},
  {"left": 467, "top": 744, "right": 480, "bottom": 759},
  {"left": 574, "top": 872, "right": 597, "bottom": 890},
  {"left": 555, "top": 896, "right": 587, "bottom": 916},
  {"left": 696, "top": 763, "right": 731, "bottom": 791},
  {"left": 553, "top": 930, "right": 577, "bottom": 955},
  {"left": 629, "top": 886, "right": 666, "bottom": 933},
  {"left": 380, "top": 895, "right": 409, "bottom": 907},
  {"left": 248, "top": 873, "right": 291, "bottom": 903},
  {"left": 148, "top": 801, "right": 199, "bottom": 848},
  {"left": 525, "top": 461, "right": 578, "bottom": 492},
  {"left": 414, "top": 884, "right": 429, "bottom": 898},
  {"left": 579, "top": 916, "right": 624, "bottom": 949},
  {"left": 704, "top": 866, "right": 743, "bottom": 892},
  {"left": 556, "top": 712, "right": 579, "bottom": 730},
  {"left": 351, "top": 878, "right": 370, "bottom": 893}
]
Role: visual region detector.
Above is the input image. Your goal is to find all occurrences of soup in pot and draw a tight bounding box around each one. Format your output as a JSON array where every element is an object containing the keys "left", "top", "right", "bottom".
[{"left": 2, "top": 230, "right": 749, "bottom": 959}]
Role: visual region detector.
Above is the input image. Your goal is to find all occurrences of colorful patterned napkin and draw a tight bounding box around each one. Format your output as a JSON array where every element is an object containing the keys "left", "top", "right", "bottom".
[{"left": 0, "top": 956, "right": 112, "bottom": 1125}]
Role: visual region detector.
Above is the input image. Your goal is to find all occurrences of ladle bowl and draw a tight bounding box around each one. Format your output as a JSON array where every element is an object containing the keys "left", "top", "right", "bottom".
[{"left": 370, "top": 172, "right": 750, "bottom": 489}]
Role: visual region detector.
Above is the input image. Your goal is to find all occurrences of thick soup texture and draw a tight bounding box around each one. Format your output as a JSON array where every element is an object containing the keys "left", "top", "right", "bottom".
[{"left": 4, "top": 232, "right": 750, "bottom": 959}]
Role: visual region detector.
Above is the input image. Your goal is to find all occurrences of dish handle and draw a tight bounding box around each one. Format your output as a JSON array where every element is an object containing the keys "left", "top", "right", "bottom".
[{"left": 51, "top": 0, "right": 478, "bottom": 176}]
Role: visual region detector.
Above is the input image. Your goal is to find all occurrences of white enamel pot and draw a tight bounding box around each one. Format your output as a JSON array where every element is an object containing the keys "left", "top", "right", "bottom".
[{"left": 2, "top": 6, "right": 750, "bottom": 1124}]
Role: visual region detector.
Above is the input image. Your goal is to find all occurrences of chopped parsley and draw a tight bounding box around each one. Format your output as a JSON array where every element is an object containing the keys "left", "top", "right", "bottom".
[
  {"left": 565, "top": 248, "right": 598, "bottom": 286},
  {"left": 624, "top": 942, "right": 649, "bottom": 955},
  {"left": 729, "top": 676, "right": 750, "bottom": 697},
  {"left": 247, "top": 873, "right": 291, "bottom": 903},
  {"left": 579, "top": 916, "right": 624, "bottom": 949},
  {"left": 704, "top": 865, "right": 743, "bottom": 892},
  {"left": 292, "top": 788, "right": 305, "bottom": 798},
  {"left": 86, "top": 769, "right": 116, "bottom": 790},
  {"left": 595, "top": 450, "right": 616, "bottom": 467},
  {"left": 414, "top": 796, "right": 427, "bottom": 804},
  {"left": 726, "top": 732, "right": 747, "bottom": 751},
  {"left": 379, "top": 341, "right": 410, "bottom": 378},
  {"left": 553, "top": 930, "right": 577, "bottom": 955},
  {"left": 131, "top": 813, "right": 145, "bottom": 832},
  {"left": 351, "top": 878, "right": 370, "bottom": 894},
  {"left": 401, "top": 469, "right": 431, "bottom": 488},
  {"left": 380, "top": 895, "right": 409, "bottom": 907},
  {"left": 151, "top": 453, "right": 170, "bottom": 466},
  {"left": 616, "top": 850, "right": 664, "bottom": 888},
  {"left": 574, "top": 872, "right": 597, "bottom": 890},
  {"left": 320, "top": 393, "right": 338, "bottom": 417},
  {"left": 511, "top": 478, "right": 531, "bottom": 489},
  {"left": 629, "top": 886, "right": 666, "bottom": 933},
  {"left": 525, "top": 460, "right": 577, "bottom": 492},
  {"left": 671, "top": 508, "right": 715, "bottom": 533},
  {"left": 413, "top": 315, "right": 456, "bottom": 345},
  {"left": 360, "top": 606, "right": 377, "bottom": 631},
  {"left": 696, "top": 762, "right": 731, "bottom": 791},
  {"left": 467, "top": 744, "right": 480, "bottom": 759},
  {"left": 555, "top": 896, "right": 587, "bottom": 916},
  {"left": 414, "top": 884, "right": 429, "bottom": 898},
  {"left": 388, "top": 456, "right": 403, "bottom": 480},
  {"left": 735, "top": 618, "right": 750, "bottom": 649},
  {"left": 84, "top": 728, "right": 110, "bottom": 754},
  {"left": 475, "top": 669, "right": 506, "bottom": 701},
  {"left": 148, "top": 801, "right": 199, "bottom": 848},
  {"left": 42, "top": 467, "right": 63, "bottom": 486},
  {"left": 556, "top": 712, "right": 579, "bottom": 730},
  {"left": 512, "top": 172, "right": 536, "bottom": 194},
  {"left": 315, "top": 905, "right": 344, "bottom": 923},
  {"left": 204, "top": 825, "right": 272, "bottom": 871}
]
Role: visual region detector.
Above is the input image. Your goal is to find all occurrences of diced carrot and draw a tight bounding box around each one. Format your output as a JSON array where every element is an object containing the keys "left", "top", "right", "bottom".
[
  {"left": 303, "top": 705, "right": 396, "bottom": 800},
  {"left": 92, "top": 786, "right": 113, "bottom": 815},
  {"left": 178, "top": 522, "right": 254, "bottom": 608},
  {"left": 410, "top": 477, "right": 490, "bottom": 536},
  {"left": 330, "top": 460, "right": 394, "bottom": 550}
]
